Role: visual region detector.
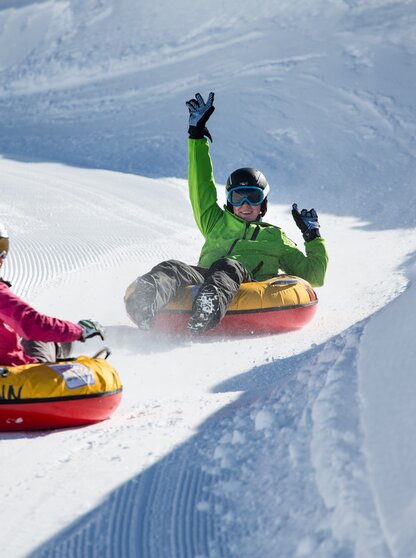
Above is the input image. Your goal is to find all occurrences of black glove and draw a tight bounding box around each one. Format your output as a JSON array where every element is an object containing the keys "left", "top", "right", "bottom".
[
  {"left": 78, "top": 319, "right": 105, "bottom": 342},
  {"left": 291, "top": 203, "right": 321, "bottom": 242},
  {"left": 186, "top": 92, "right": 215, "bottom": 142}
]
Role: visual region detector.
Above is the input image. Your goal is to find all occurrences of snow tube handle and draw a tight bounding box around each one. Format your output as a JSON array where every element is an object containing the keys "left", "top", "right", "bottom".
[
  {"left": 92, "top": 347, "right": 112, "bottom": 360},
  {"left": 269, "top": 278, "right": 300, "bottom": 287}
]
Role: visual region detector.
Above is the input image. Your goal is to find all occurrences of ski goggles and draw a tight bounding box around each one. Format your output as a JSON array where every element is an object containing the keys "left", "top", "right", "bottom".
[
  {"left": 226, "top": 186, "right": 266, "bottom": 207},
  {"left": 0, "top": 237, "right": 8, "bottom": 259}
]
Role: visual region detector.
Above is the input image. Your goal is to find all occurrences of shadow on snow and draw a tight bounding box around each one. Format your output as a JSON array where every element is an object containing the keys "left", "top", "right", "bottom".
[{"left": 28, "top": 321, "right": 366, "bottom": 558}]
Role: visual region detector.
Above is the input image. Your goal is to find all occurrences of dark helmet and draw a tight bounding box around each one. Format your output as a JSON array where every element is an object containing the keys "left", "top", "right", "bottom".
[
  {"left": 225, "top": 167, "right": 270, "bottom": 217},
  {"left": 0, "top": 223, "right": 9, "bottom": 258}
]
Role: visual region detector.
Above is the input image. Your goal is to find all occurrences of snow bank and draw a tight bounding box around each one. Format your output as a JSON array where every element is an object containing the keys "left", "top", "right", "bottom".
[{"left": 359, "top": 255, "right": 416, "bottom": 558}]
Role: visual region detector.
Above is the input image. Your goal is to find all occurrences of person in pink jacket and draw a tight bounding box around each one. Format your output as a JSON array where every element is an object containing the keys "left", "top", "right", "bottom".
[{"left": 0, "top": 223, "right": 104, "bottom": 366}]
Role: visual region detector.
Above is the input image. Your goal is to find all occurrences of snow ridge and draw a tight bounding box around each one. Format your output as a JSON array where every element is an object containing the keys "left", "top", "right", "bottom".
[
  {"left": 359, "top": 262, "right": 416, "bottom": 558},
  {"left": 311, "top": 323, "right": 391, "bottom": 557}
]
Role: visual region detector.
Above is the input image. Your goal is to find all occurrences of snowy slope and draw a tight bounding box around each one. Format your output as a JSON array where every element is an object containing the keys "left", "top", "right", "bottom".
[
  {"left": 1, "top": 159, "right": 414, "bottom": 558},
  {"left": 0, "top": 0, "right": 415, "bottom": 225},
  {"left": 0, "top": 1, "right": 415, "bottom": 557}
]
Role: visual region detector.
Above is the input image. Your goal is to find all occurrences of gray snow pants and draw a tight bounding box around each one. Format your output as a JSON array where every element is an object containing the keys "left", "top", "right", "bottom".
[
  {"left": 20, "top": 339, "right": 73, "bottom": 363},
  {"left": 141, "top": 257, "right": 251, "bottom": 321}
]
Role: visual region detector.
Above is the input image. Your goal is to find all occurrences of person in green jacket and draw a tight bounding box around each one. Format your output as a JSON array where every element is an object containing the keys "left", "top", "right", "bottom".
[{"left": 125, "top": 92, "right": 328, "bottom": 334}]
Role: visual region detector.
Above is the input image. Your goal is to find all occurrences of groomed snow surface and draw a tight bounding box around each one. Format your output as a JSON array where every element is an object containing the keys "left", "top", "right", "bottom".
[{"left": 1, "top": 1, "right": 416, "bottom": 557}]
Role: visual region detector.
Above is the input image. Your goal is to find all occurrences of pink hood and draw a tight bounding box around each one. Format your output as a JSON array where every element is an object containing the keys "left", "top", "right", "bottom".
[{"left": 0, "top": 280, "right": 82, "bottom": 366}]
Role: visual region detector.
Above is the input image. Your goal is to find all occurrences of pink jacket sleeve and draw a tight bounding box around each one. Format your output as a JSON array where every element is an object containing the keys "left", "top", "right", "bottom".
[{"left": 0, "top": 281, "right": 83, "bottom": 342}]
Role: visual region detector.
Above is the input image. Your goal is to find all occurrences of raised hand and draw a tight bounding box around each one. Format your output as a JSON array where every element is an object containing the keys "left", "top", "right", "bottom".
[
  {"left": 186, "top": 92, "right": 215, "bottom": 141},
  {"left": 291, "top": 203, "right": 321, "bottom": 242}
]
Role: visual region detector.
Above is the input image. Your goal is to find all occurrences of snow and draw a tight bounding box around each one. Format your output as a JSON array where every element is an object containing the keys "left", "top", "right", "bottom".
[
  {"left": 0, "top": 1, "right": 415, "bottom": 557},
  {"left": 359, "top": 261, "right": 416, "bottom": 557}
]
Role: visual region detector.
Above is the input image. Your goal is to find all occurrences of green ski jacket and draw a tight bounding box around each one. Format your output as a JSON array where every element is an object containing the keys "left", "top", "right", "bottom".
[{"left": 188, "top": 139, "right": 328, "bottom": 287}]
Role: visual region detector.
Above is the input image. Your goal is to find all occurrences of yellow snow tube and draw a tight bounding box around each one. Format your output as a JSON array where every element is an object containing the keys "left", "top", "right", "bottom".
[{"left": 0, "top": 356, "right": 122, "bottom": 431}]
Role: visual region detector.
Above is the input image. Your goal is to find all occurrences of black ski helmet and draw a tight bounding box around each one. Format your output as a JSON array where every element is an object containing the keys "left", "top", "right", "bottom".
[{"left": 225, "top": 167, "right": 270, "bottom": 217}]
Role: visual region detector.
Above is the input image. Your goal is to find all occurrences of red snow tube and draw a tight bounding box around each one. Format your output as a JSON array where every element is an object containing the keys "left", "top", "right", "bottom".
[
  {"left": 126, "top": 274, "right": 318, "bottom": 335},
  {"left": 0, "top": 355, "right": 122, "bottom": 431}
]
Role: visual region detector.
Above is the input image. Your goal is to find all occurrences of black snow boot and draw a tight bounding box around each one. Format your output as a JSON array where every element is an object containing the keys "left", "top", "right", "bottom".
[{"left": 187, "top": 284, "right": 221, "bottom": 335}]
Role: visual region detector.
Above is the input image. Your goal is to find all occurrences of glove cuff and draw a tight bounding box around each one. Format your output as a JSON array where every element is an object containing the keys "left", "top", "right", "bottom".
[
  {"left": 188, "top": 125, "right": 213, "bottom": 142},
  {"left": 303, "top": 229, "right": 321, "bottom": 242}
]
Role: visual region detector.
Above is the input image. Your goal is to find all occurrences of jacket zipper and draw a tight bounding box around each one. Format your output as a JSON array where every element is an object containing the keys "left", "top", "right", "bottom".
[
  {"left": 226, "top": 222, "right": 250, "bottom": 257},
  {"left": 250, "top": 225, "right": 260, "bottom": 240}
]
